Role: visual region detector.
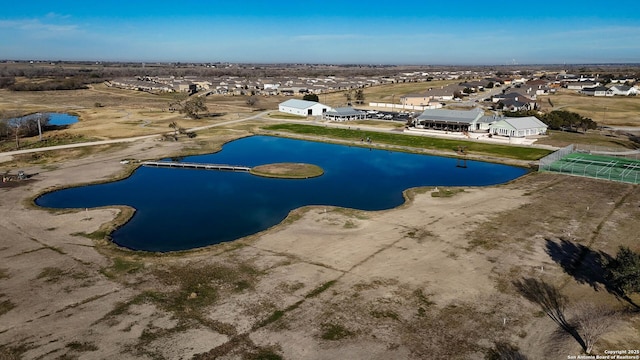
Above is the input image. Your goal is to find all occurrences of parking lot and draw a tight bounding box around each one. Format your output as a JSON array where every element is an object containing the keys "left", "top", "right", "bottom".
[{"left": 356, "top": 109, "right": 414, "bottom": 122}]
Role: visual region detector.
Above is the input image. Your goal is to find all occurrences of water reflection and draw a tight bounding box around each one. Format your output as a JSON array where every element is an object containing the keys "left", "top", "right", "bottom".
[{"left": 36, "top": 136, "right": 527, "bottom": 252}]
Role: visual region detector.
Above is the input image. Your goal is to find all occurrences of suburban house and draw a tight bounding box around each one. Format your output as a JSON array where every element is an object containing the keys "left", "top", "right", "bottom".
[
  {"left": 175, "top": 82, "right": 197, "bottom": 93},
  {"left": 521, "top": 80, "right": 553, "bottom": 95},
  {"left": 493, "top": 93, "right": 537, "bottom": 112},
  {"left": 401, "top": 84, "right": 466, "bottom": 105},
  {"left": 459, "top": 81, "right": 487, "bottom": 92},
  {"left": 278, "top": 99, "right": 332, "bottom": 117},
  {"left": 609, "top": 85, "right": 639, "bottom": 96},
  {"left": 566, "top": 81, "right": 600, "bottom": 90},
  {"left": 489, "top": 116, "right": 548, "bottom": 137},
  {"left": 400, "top": 92, "right": 446, "bottom": 107},
  {"left": 323, "top": 107, "right": 367, "bottom": 121},
  {"left": 400, "top": 93, "right": 434, "bottom": 106},
  {"left": 106, "top": 78, "right": 174, "bottom": 93},
  {"left": 610, "top": 76, "right": 637, "bottom": 84},
  {"left": 413, "top": 108, "right": 485, "bottom": 132},
  {"left": 581, "top": 86, "right": 614, "bottom": 97}
]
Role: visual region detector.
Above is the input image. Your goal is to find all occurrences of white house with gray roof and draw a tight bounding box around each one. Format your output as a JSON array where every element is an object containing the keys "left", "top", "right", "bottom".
[
  {"left": 581, "top": 86, "right": 613, "bottom": 97},
  {"left": 278, "top": 99, "right": 332, "bottom": 117},
  {"left": 609, "top": 85, "right": 639, "bottom": 96},
  {"left": 414, "top": 108, "right": 485, "bottom": 132},
  {"left": 323, "top": 107, "right": 366, "bottom": 121},
  {"left": 489, "top": 116, "right": 547, "bottom": 137}
]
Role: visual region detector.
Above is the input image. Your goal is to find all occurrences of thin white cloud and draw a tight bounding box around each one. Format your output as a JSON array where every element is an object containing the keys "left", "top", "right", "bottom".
[
  {"left": 0, "top": 19, "right": 78, "bottom": 33},
  {"left": 546, "top": 25, "right": 640, "bottom": 38},
  {"left": 45, "top": 12, "right": 72, "bottom": 20},
  {"left": 292, "top": 34, "right": 363, "bottom": 41}
]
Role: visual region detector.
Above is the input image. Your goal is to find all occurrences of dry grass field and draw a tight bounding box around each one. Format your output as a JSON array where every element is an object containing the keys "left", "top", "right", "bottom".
[
  {"left": 0, "top": 83, "right": 288, "bottom": 142},
  {"left": 1, "top": 83, "right": 640, "bottom": 359},
  {"left": 320, "top": 79, "right": 459, "bottom": 108},
  {"left": 535, "top": 129, "right": 640, "bottom": 149},
  {"left": 539, "top": 89, "right": 640, "bottom": 127}
]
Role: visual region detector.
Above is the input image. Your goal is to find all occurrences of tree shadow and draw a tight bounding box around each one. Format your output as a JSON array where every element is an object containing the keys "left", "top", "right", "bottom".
[
  {"left": 43, "top": 124, "right": 71, "bottom": 131},
  {"left": 513, "top": 277, "right": 586, "bottom": 352},
  {"left": 545, "top": 237, "right": 610, "bottom": 291},
  {"left": 545, "top": 237, "right": 639, "bottom": 309}
]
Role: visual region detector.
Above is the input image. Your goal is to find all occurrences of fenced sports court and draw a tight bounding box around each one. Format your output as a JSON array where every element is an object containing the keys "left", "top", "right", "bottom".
[{"left": 539, "top": 144, "right": 640, "bottom": 184}]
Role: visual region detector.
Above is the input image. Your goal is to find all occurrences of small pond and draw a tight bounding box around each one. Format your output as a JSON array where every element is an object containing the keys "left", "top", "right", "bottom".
[
  {"left": 10, "top": 112, "right": 79, "bottom": 126},
  {"left": 35, "top": 136, "right": 528, "bottom": 252},
  {"left": 47, "top": 113, "right": 79, "bottom": 126}
]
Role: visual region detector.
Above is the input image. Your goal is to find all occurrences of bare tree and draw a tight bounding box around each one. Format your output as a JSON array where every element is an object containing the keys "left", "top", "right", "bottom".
[
  {"left": 246, "top": 95, "right": 259, "bottom": 111},
  {"left": 12, "top": 120, "right": 23, "bottom": 149},
  {"left": 344, "top": 89, "right": 353, "bottom": 105},
  {"left": 4, "top": 111, "right": 47, "bottom": 149},
  {"left": 355, "top": 89, "right": 365, "bottom": 105},
  {"left": 169, "top": 121, "right": 179, "bottom": 139},
  {"left": 572, "top": 302, "right": 619, "bottom": 354},
  {"left": 180, "top": 96, "right": 208, "bottom": 119},
  {"left": 168, "top": 92, "right": 188, "bottom": 112}
]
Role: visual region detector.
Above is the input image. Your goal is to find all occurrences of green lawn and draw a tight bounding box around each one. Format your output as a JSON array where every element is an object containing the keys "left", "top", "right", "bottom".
[{"left": 264, "top": 124, "right": 552, "bottom": 161}]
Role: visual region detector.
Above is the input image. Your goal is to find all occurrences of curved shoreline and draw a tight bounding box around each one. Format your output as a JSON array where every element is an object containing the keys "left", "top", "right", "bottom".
[
  {"left": 249, "top": 162, "right": 324, "bottom": 179},
  {"left": 27, "top": 134, "right": 529, "bottom": 254}
]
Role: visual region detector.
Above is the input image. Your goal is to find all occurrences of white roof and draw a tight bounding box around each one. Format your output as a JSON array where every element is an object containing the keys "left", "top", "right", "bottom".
[
  {"left": 279, "top": 99, "right": 323, "bottom": 110},
  {"left": 500, "top": 116, "right": 547, "bottom": 130},
  {"left": 325, "top": 107, "right": 365, "bottom": 116},
  {"left": 416, "top": 108, "right": 484, "bottom": 124}
]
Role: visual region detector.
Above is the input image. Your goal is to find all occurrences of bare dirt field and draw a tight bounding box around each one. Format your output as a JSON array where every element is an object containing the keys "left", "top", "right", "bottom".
[
  {"left": 1, "top": 84, "right": 640, "bottom": 359},
  {"left": 1, "top": 130, "right": 640, "bottom": 359}
]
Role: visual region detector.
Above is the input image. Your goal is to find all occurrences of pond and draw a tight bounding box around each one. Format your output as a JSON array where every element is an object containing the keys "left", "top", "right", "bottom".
[
  {"left": 10, "top": 112, "right": 79, "bottom": 126},
  {"left": 47, "top": 113, "right": 79, "bottom": 126},
  {"left": 35, "top": 136, "right": 528, "bottom": 252}
]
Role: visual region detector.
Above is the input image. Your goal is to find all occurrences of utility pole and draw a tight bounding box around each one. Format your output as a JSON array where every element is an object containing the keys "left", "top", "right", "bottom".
[
  {"left": 14, "top": 123, "right": 20, "bottom": 149},
  {"left": 392, "top": 94, "right": 395, "bottom": 113},
  {"left": 37, "top": 114, "right": 43, "bottom": 141}
]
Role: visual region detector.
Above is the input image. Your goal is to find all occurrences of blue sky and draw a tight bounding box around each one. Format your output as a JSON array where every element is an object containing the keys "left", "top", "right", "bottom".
[{"left": 1, "top": 1, "right": 639, "bottom": 65}]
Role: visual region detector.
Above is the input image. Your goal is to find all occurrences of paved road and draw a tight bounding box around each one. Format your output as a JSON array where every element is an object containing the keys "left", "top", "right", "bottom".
[
  {"left": 0, "top": 134, "right": 159, "bottom": 158},
  {"left": 459, "top": 85, "right": 504, "bottom": 107},
  {"left": 601, "top": 126, "right": 640, "bottom": 132}
]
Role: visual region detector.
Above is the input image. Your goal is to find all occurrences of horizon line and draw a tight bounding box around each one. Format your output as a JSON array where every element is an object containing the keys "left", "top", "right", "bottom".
[{"left": 3, "top": 59, "right": 640, "bottom": 68}]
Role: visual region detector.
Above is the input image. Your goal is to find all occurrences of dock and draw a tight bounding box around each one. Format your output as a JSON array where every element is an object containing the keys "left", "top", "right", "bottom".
[{"left": 142, "top": 161, "right": 251, "bottom": 172}]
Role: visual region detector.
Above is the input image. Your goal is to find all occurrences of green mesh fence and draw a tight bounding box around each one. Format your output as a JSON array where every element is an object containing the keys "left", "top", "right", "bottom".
[{"left": 540, "top": 151, "right": 640, "bottom": 184}]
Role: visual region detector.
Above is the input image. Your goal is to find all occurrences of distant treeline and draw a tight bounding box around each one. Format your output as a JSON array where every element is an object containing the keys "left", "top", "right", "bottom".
[
  {"left": 2, "top": 62, "right": 634, "bottom": 86},
  {"left": 0, "top": 63, "right": 405, "bottom": 84},
  {"left": 2, "top": 78, "right": 98, "bottom": 91},
  {"left": 1, "top": 61, "right": 638, "bottom": 91},
  {"left": 509, "top": 110, "right": 598, "bottom": 132}
]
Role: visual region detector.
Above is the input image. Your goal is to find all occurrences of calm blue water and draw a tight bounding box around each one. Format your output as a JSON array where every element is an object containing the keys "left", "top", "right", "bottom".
[
  {"left": 47, "top": 113, "right": 79, "bottom": 126},
  {"left": 36, "top": 136, "right": 528, "bottom": 252},
  {"left": 10, "top": 113, "right": 78, "bottom": 126}
]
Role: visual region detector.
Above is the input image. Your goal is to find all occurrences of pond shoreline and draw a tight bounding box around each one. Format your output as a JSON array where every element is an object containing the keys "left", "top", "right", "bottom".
[{"left": 34, "top": 135, "right": 528, "bottom": 252}]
